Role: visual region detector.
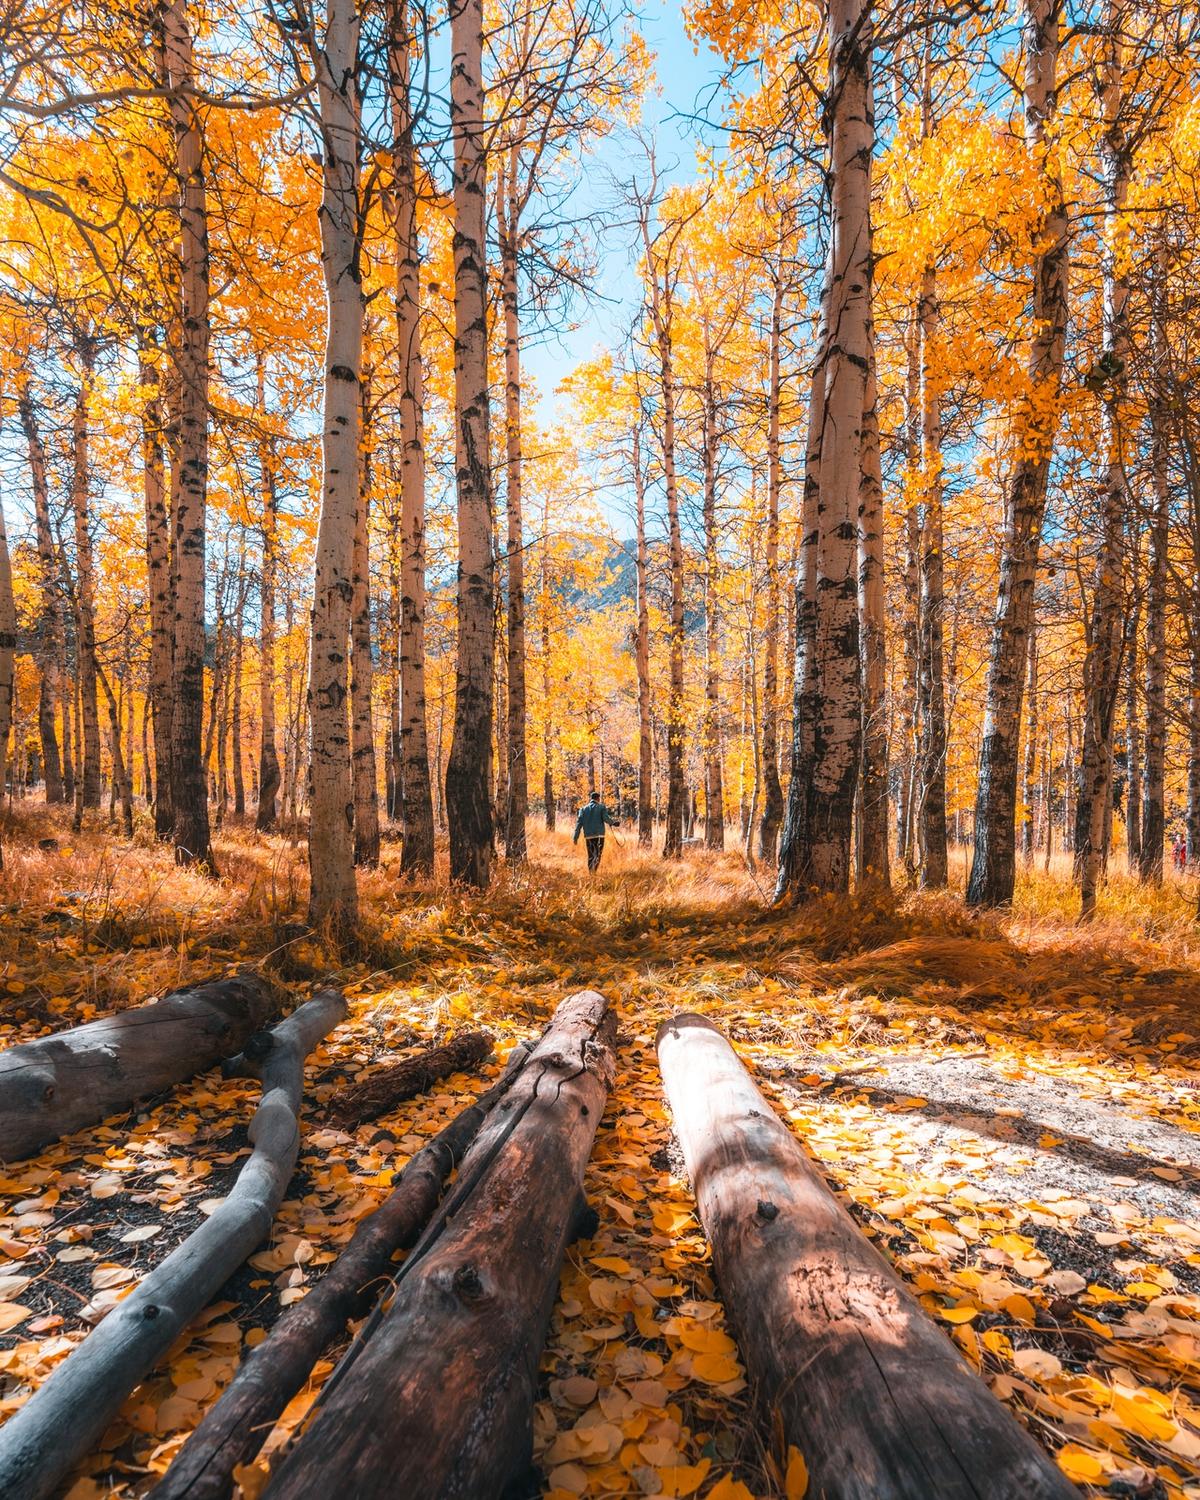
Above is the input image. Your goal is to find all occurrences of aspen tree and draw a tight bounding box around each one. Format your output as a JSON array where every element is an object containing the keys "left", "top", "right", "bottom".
[
  {"left": 777, "top": 0, "right": 872, "bottom": 896},
  {"left": 1076, "top": 0, "right": 1131, "bottom": 919},
  {"left": 254, "top": 354, "right": 281, "bottom": 834},
  {"left": 307, "top": 0, "right": 364, "bottom": 931},
  {"left": 967, "top": 0, "right": 1068, "bottom": 909},
  {"left": 916, "top": 260, "right": 948, "bottom": 887},
  {"left": 0, "top": 497, "right": 14, "bottom": 864},
  {"left": 162, "top": 0, "right": 216, "bottom": 872},
  {"left": 1141, "top": 255, "right": 1170, "bottom": 881},
  {"left": 139, "top": 338, "right": 174, "bottom": 838},
  {"left": 69, "top": 338, "right": 102, "bottom": 811},
  {"left": 757, "top": 267, "right": 785, "bottom": 863},
  {"left": 497, "top": 150, "right": 529, "bottom": 860},
  {"left": 858, "top": 293, "right": 890, "bottom": 886},
  {"left": 637, "top": 172, "right": 689, "bottom": 860},
  {"left": 632, "top": 418, "right": 654, "bottom": 847},
  {"left": 351, "top": 371, "right": 379, "bottom": 868},
  {"left": 445, "top": 0, "right": 495, "bottom": 887},
  {"left": 16, "top": 378, "right": 64, "bottom": 805},
  {"left": 388, "top": 0, "right": 435, "bottom": 877}
]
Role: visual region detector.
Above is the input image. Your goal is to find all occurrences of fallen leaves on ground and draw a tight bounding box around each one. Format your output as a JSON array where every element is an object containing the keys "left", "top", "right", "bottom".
[{"left": 1, "top": 823, "right": 1200, "bottom": 1497}]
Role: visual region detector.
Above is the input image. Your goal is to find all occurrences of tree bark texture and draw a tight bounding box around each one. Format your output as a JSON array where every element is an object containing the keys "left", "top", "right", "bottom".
[
  {"left": 656, "top": 1013, "right": 1081, "bottom": 1500},
  {"left": 499, "top": 149, "right": 529, "bottom": 862},
  {"left": 917, "top": 261, "right": 948, "bottom": 888},
  {"left": 307, "top": 0, "right": 364, "bottom": 932},
  {"left": 149, "top": 1041, "right": 531, "bottom": 1500},
  {"left": 260, "top": 990, "right": 617, "bottom": 1500},
  {"left": 445, "top": 0, "right": 496, "bottom": 888},
  {"left": 777, "top": 2, "right": 871, "bottom": 896},
  {"left": 389, "top": 0, "right": 436, "bottom": 877},
  {"left": 967, "top": 0, "right": 1069, "bottom": 908},
  {"left": 327, "top": 1030, "right": 494, "bottom": 1130},
  {"left": 0, "top": 972, "right": 278, "bottom": 1162},
  {"left": 17, "top": 383, "right": 64, "bottom": 806},
  {"left": 163, "top": 0, "right": 215, "bottom": 873}
]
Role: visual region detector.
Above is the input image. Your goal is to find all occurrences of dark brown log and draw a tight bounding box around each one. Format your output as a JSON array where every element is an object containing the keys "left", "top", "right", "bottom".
[
  {"left": 151, "top": 1040, "right": 533, "bottom": 1500},
  {"left": 0, "top": 990, "right": 347, "bottom": 1500},
  {"left": 0, "top": 972, "right": 278, "bottom": 1162},
  {"left": 656, "top": 1013, "right": 1080, "bottom": 1500},
  {"left": 327, "top": 1028, "right": 493, "bottom": 1129},
  {"left": 262, "top": 990, "right": 616, "bottom": 1500}
]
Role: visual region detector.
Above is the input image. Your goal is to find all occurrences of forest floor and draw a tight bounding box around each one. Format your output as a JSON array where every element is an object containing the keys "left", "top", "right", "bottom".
[{"left": 1, "top": 808, "right": 1200, "bottom": 1499}]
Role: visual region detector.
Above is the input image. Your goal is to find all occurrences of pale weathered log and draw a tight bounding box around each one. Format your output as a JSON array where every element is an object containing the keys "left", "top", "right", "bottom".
[
  {"left": 327, "top": 1028, "right": 493, "bottom": 1129},
  {"left": 262, "top": 990, "right": 616, "bottom": 1500},
  {"left": 151, "top": 1039, "right": 533, "bottom": 1500},
  {"left": 0, "top": 972, "right": 279, "bottom": 1162},
  {"left": 656, "top": 1013, "right": 1080, "bottom": 1500},
  {"left": 0, "top": 989, "right": 348, "bottom": 1500}
]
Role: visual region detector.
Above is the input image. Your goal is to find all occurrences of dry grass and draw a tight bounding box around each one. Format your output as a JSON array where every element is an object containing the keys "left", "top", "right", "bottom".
[{"left": 2, "top": 803, "right": 1200, "bottom": 1497}]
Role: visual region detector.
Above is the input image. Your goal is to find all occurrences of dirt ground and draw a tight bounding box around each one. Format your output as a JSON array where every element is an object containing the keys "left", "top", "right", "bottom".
[{"left": 1, "top": 812, "right": 1199, "bottom": 1498}]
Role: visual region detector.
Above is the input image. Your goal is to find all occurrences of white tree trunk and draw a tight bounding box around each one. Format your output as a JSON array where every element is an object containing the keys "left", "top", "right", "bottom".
[
  {"left": 389, "top": 0, "right": 435, "bottom": 876},
  {"left": 307, "top": 0, "right": 363, "bottom": 931},
  {"left": 780, "top": 0, "right": 872, "bottom": 894},
  {"left": 967, "top": 0, "right": 1069, "bottom": 908},
  {"left": 445, "top": 0, "right": 495, "bottom": 887},
  {"left": 163, "top": 0, "right": 215, "bottom": 873},
  {"left": 499, "top": 149, "right": 529, "bottom": 862},
  {"left": 0, "top": 498, "right": 14, "bottom": 866}
]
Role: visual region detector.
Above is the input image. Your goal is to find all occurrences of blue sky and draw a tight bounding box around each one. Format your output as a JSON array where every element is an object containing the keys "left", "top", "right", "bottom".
[{"left": 520, "top": 0, "right": 727, "bottom": 425}]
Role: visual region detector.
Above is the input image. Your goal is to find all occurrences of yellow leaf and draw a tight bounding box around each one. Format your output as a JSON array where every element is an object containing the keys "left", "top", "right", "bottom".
[
  {"left": 1055, "top": 1446, "right": 1104, "bottom": 1484},
  {"left": 591, "top": 1256, "right": 632, "bottom": 1275},
  {"left": 1002, "top": 1293, "right": 1036, "bottom": 1323},
  {"left": 691, "top": 1351, "right": 742, "bottom": 1383},
  {"left": 0, "top": 1303, "right": 29, "bottom": 1333},
  {"left": 705, "top": 1477, "right": 754, "bottom": 1500},
  {"left": 785, "top": 1444, "right": 809, "bottom": 1499},
  {"left": 938, "top": 1304, "right": 978, "bottom": 1324}
]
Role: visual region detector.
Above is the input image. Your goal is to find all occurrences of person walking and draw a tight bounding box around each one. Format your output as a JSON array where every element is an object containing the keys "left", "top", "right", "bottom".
[{"left": 574, "top": 789, "right": 619, "bottom": 872}]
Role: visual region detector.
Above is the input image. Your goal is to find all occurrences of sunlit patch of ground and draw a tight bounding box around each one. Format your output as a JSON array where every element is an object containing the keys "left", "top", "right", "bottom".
[{"left": 1, "top": 805, "right": 1199, "bottom": 1497}]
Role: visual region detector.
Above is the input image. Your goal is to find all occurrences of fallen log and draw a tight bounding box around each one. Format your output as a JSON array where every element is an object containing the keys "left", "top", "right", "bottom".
[
  {"left": 151, "top": 1039, "right": 534, "bottom": 1500},
  {"left": 261, "top": 990, "right": 616, "bottom": 1500},
  {"left": 656, "top": 1013, "right": 1080, "bottom": 1500},
  {"left": 327, "top": 1028, "right": 493, "bottom": 1130},
  {"left": 0, "top": 972, "right": 278, "bottom": 1162},
  {"left": 0, "top": 988, "right": 347, "bottom": 1500}
]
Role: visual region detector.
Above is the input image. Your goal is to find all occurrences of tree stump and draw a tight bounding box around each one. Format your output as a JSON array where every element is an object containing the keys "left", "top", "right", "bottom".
[
  {"left": 0, "top": 989, "right": 347, "bottom": 1500},
  {"left": 656, "top": 1012, "right": 1079, "bottom": 1500},
  {"left": 261, "top": 990, "right": 616, "bottom": 1500},
  {"left": 0, "top": 972, "right": 278, "bottom": 1161}
]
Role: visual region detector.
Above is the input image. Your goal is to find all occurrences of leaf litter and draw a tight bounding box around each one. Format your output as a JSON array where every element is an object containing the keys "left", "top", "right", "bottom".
[{"left": 0, "top": 828, "right": 1199, "bottom": 1497}]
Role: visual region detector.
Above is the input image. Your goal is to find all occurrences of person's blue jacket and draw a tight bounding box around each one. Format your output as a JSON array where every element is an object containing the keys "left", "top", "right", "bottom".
[{"left": 574, "top": 801, "right": 618, "bottom": 841}]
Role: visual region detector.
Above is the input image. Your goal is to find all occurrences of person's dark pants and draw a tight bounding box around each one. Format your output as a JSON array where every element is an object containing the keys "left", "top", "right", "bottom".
[{"left": 585, "top": 836, "right": 605, "bottom": 872}]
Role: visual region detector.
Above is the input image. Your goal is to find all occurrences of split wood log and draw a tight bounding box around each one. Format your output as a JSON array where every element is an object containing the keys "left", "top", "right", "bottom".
[
  {"left": 327, "top": 1028, "right": 493, "bottom": 1129},
  {"left": 150, "top": 1039, "right": 534, "bottom": 1500},
  {"left": 656, "top": 1013, "right": 1080, "bottom": 1500},
  {"left": 261, "top": 989, "right": 617, "bottom": 1500},
  {"left": 0, "top": 988, "right": 347, "bottom": 1500},
  {"left": 0, "top": 972, "right": 278, "bottom": 1162}
]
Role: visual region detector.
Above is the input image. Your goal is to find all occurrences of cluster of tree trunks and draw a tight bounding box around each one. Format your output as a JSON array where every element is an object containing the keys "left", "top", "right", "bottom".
[
  {"left": 0, "top": 990, "right": 347, "bottom": 1500},
  {"left": 656, "top": 1012, "right": 1080, "bottom": 1499},
  {"left": 0, "top": 972, "right": 278, "bottom": 1161}
]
